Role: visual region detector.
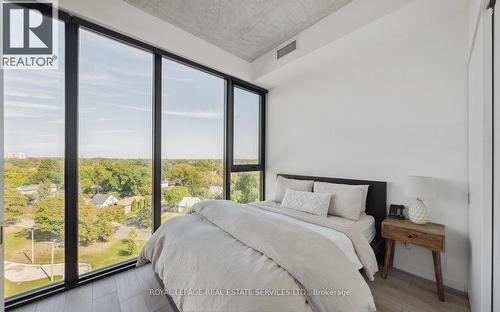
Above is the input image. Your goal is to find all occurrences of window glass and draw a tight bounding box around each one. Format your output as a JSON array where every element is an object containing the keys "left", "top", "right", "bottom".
[
  {"left": 233, "top": 87, "right": 260, "bottom": 165},
  {"left": 230, "top": 172, "right": 261, "bottom": 204},
  {"left": 78, "top": 29, "right": 153, "bottom": 273},
  {"left": 160, "top": 59, "right": 225, "bottom": 224},
  {"left": 4, "top": 21, "right": 65, "bottom": 297}
]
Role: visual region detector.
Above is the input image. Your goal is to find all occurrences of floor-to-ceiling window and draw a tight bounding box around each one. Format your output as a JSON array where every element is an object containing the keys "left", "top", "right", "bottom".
[
  {"left": 229, "top": 86, "right": 264, "bottom": 203},
  {"left": 78, "top": 29, "right": 153, "bottom": 273},
  {"left": 160, "top": 59, "right": 224, "bottom": 223},
  {"left": 3, "top": 21, "right": 65, "bottom": 298},
  {"left": 3, "top": 5, "right": 266, "bottom": 308}
]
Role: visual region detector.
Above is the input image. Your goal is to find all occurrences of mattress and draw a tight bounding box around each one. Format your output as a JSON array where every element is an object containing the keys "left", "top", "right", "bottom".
[
  {"left": 256, "top": 201, "right": 376, "bottom": 242},
  {"left": 253, "top": 201, "right": 377, "bottom": 270},
  {"left": 328, "top": 213, "right": 376, "bottom": 243}
]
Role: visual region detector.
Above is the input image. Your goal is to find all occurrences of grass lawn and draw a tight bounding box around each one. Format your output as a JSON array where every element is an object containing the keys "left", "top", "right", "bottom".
[
  {"left": 5, "top": 226, "right": 64, "bottom": 264},
  {"left": 5, "top": 275, "right": 63, "bottom": 298},
  {"left": 79, "top": 239, "right": 147, "bottom": 271},
  {"left": 6, "top": 226, "right": 147, "bottom": 268},
  {"left": 5, "top": 225, "right": 148, "bottom": 298}
]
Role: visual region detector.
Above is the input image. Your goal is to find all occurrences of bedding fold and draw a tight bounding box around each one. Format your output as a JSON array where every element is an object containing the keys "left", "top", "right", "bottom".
[
  {"left": 138, "top": 200, "right": 376, "bottom": 312},
  {"left": 250, "top": 201, "right": 379, "bottom": 280}
]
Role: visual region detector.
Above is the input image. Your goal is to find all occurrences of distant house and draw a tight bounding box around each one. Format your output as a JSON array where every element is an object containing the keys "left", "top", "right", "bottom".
[
  {"left": 161, "top": 180, "right": 170, "bottom": 188},
  {"left": 17, "top": 183, "right": 57, "bottom": 196},
  {"left": 161, "top": 178, "right": 179, "bottom": 188},
  {"left": 208, "top": 186, "right": 223, "bottom": 197},
  {"left": 177, "top": 197, "right": 200, "bottom": 214},
  {"left": 90, "top": 194, "right": 118, "bottom": 207},
  {"left": 116, "top": 196, "right": 144, "bottom": 214}
]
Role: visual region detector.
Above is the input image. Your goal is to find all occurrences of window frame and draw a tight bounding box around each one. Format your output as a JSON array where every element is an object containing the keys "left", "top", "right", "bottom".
[
  {"left": 225, "top": 82, "right": 266, "bottom": 201},
  {"left": 5, "top": 5, "right": 267, "bottom": 311}
]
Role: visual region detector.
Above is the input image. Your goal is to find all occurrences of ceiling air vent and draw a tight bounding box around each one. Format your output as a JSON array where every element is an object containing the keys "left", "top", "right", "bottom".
[{"left": 277, "top": 41, "right": 296, "bottom": 59}]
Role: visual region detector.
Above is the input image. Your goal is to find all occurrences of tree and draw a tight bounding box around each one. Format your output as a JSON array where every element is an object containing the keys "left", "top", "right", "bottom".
[
  {"left": 79, "top": 159, "right": 152, "bottom": 197},
  {"left": 125, "top": 228, "right": 138, "bottom": 255},
  {"left": 231, "top": 173, "right": 259, "bottom": 204},
  {"left": 4, "top": 167, "right": 32, "bottom": 188},
  {"left": 38, "top": 179, "right": 52, "bottom": 199},
  {"left": 136, "top": 196, "right": 151, "bottom": 228},
  {"left": 102, "top": 206, "right": 127, "bottom": 223},
  {"left": 5, "top": 188, "right": 29, "bottom": 221},
  {"left": 33, "top": 159, "right": 63, "bottom": 187},
  {"left": 166, "top": 163, "right": 207, "bottom": 197},
  {"left": 78, "top": 204, "right": 114, "bottom": 245},
  {"left": 162, "top": 186, "right": 190, "bottom": 207},
  {"left": 34, "top": 195, "right": 65, "bottom": 239},
  {"left": 131, "top": 199, "right": 138, "bottom": 213}
]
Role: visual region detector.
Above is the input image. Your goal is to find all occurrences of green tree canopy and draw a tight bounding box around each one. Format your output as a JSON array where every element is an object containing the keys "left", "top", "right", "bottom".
[
  {"left": 79, "top": 204, "right": 114, "bottom": 245},
  {"left": 5, "top": 188, "right": 29, "bottom": 221},
  {"left": 231, "top": 173, "right": 259, "bottom": 204},
  {"left": 34, "top": 195, "right": 65, "bottom": 239},
  {"left": 4, "top": 167, "right": 33, "bottom": 188},
  {"left": 79, "top": 159, "right": 152, "bottom": 197},
  {"left": 125, "top": 228, "right": 138, "bottom": 255},
  {"left": 33, "top": 159, "right": 63, "bottom": 187},
  {"left": 166, "top": 163, "right": 207, "bottom": 197},
  {"left": 162, "top": 186, "right": 190, "bottom": 207},
  {"left": 136, "top": 196, "right": 151, "bottom": 228},
  {"left": 38, "top": 179, "right": 52, "bottom": 199}
]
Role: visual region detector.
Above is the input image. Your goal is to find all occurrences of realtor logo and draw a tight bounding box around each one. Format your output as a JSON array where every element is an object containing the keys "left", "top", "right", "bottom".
[{"left": 1, "top": 1, "right": 59, "bottom": 69}]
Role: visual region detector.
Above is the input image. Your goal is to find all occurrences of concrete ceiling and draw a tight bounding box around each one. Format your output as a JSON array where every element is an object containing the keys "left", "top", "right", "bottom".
[{"left": 123, "top": 0, "right": 351, "bottom": 62}]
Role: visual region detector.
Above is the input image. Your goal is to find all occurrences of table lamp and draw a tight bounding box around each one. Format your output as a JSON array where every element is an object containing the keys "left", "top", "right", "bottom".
[{"left": 404, "top": 176, "right": 435, "bottom": 224}]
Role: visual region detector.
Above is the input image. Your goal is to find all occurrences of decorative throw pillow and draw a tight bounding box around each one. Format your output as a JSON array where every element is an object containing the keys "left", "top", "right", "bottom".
[
  {"left": 313, "top": 182, "right": 365, "bottom": 221},
  {"left": 281, "top": 189, "right": 331, "bottom": 217},
  {"left": 272, "top": 176, "right": 314, "bottom": 203}
]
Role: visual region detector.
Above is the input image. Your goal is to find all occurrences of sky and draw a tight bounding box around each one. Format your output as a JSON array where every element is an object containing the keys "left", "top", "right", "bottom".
[{"left": 3, "top": 24, "right": 259, "bottom": 160}]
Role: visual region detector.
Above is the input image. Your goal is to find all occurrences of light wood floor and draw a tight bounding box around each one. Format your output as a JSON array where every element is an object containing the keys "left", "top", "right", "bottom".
[
  {"left": 369, "top": 268, "right": 470, "bottom": 312},
  {"left": 12, "top": 265, "right": 469, "bottom": 312}
]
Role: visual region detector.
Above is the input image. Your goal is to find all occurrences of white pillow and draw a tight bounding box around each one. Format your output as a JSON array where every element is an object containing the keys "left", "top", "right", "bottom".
[
  {"left": 360, "top": 185, "right": 369, "bottom": 212},
  {"left": 273, "top": 176, "right": 314, "bottom": 202},
  {"left": 313, "top": 182, "right": 365, "bottom": 221},
  {"left": 281, "top": 189, "right": 331, "bottom": 217}
]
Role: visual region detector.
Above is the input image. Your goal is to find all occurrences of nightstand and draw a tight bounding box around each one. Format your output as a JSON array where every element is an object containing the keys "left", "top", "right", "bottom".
[{"left": 381, "top": 218, "right": 445, "bottom": 301}]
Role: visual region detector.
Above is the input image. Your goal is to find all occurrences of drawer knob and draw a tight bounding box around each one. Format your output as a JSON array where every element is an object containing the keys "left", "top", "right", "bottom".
[{"left": 407, "top": 234, "right": 415, "bottom": 239}]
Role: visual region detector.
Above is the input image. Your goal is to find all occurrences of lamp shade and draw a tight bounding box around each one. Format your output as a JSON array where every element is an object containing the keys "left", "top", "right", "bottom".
[{"left": 404, "top": 176, "right": 435, "bottom": 199}]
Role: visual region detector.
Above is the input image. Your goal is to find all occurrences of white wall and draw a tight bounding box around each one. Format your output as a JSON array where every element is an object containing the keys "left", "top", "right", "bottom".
[
  {"left": 265, "top": 0, "right": 469, "bottom": 291},
  {"left": 58, "top": 0, "right": 252, "bottom": 81}
]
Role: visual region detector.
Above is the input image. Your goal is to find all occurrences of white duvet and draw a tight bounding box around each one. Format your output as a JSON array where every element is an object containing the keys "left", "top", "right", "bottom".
[
  {"left": 138, "top": 200, "right": 376, "bottom": 312},
  {"left": 252, "top": 203, "right": 363, "bottom": 269}
]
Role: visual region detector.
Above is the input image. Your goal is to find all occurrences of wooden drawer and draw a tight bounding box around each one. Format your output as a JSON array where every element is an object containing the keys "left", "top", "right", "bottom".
[{"left": 383, "top": 224, "right": 444, "bottom": 251}]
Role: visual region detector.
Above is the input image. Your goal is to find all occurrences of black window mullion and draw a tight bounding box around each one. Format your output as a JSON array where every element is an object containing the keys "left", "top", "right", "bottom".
[
  {"left": 153, "top": 54, "right": 162, "bottom": 231},
  {"left": 64, "top": 20, "right": 79, "bottom": 286},
  {"left": 224, "top": 79, "right": 234, "bottom": 199},
  {"left": 230, "top": 164, "right": 262, "bottom": 172},
  {"left": 260, "top": 94, "right": 266, "bottom": 200}
]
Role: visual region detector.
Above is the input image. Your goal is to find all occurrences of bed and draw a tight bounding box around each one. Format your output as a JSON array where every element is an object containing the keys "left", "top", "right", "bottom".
[
  {"left": 277, "top": 174, "right": 387, "bottom": 264},
  {"left": 138, "top": 174, "right": 387, "bottom": 312}
]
